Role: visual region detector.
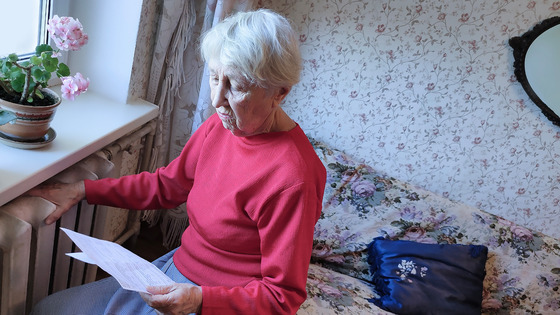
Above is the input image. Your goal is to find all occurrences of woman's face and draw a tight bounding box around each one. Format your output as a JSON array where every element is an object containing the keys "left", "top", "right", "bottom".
[{"left": 208, "top": 60, "right": 284, "bottom": 137}]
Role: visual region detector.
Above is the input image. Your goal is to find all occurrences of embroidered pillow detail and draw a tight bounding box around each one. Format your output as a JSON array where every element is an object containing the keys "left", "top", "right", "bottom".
[{"left": 367, "top": 237, "right": 488, "bottom": 315}]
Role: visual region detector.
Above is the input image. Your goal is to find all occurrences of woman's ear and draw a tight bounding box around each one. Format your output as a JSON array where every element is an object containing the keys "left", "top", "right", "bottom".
[{"left": 274, "top": 87, "right": 291, "bottom": 103}]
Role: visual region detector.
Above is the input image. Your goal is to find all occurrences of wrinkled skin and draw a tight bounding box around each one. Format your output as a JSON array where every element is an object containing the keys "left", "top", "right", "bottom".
[
  {"left": 26, "top": 181, "right": 86, "bottom": 224},
  {"left": 140, "top": 283, "right": 202, "bottom": 315}
]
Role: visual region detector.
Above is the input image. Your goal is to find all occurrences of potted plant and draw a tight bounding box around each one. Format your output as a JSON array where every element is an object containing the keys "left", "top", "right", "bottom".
[{"left": 0, "top": 15, "right": 89, "bottom": 142}]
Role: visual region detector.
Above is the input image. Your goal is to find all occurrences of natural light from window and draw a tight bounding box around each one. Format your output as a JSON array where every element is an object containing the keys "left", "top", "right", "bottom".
[{"left": 0, "top": 1, "right": 43, "bottom": 57}]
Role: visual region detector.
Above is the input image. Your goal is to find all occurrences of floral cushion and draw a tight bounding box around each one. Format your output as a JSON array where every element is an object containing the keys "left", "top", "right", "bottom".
[{"left": 308, "top": 138, "right": 560, "bottom": 314}]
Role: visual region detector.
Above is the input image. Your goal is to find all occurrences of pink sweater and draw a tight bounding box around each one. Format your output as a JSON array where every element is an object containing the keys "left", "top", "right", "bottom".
[{"left": 85, "top": 114, "right": 326, "bottom": 314}]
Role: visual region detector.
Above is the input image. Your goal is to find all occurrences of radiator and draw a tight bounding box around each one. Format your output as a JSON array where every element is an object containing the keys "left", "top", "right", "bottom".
[{"left": 0, "top": 121, "right": 155, "bottom": 315}]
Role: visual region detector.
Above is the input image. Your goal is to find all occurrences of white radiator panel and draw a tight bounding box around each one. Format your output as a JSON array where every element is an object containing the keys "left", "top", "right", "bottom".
[
  {"left": 0, "top": 197, "right": 56, "bottom": 313},
  {"left": 0, "top": 212, "right": 32, "bottom": 315},
  {"left": 48, "top": 163, "right": 104, "bottom": 295},
  {"left": 0, "top": 121, "right": 156, "bottom": 315}
]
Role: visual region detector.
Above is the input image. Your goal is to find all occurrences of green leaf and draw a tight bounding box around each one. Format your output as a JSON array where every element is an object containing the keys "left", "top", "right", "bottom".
[
  {"left": 57, "top": 63, "right": 70, "bottom": 77},
  {"left": 0, "top": 110, "right": 17, "bottom": 125},
  {"left": 28, "top": 82, "right": 37, "bottom": 93},
  {"left": 35, "top": 89, "right": 44, "bottom": 99},
  {"left": 30, "top": 56, "right": 42, "bottom": 66},
  {"left": 8, "top": 54, "right": 18, "bottom": 62},
  {"left": 2, "top": 60, "right": 12, "bottom": 71},
  {"left": 42, "top": 56, "right": 57, "bottom": 73},
  {"left": 9, "top": 66, "right": 22, "bottom": 77},
  {"left": 32, "top": 66, "right": 43, "bottom": 79},
  {"left": 41, "top": 71, "right": 51, "bottom": 83},
  {"left": 10, "top": 72, "right": 25, "bottom": 92},
  {"left": 36, "top": 44, "right": 53, "bottom": 55}
]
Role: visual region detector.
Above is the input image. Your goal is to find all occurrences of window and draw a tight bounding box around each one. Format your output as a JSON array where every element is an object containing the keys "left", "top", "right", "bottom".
[{"left": 0, "top": 1, "right": 50, "bottom": 58}]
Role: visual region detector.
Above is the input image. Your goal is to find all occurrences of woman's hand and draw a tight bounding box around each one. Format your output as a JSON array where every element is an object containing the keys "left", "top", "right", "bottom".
[
  {"left": 25, "top": 181, "right": 86, "bottom": 224},
  {"left": 140, "top": 283, "right": 202, "bottom": 315}
]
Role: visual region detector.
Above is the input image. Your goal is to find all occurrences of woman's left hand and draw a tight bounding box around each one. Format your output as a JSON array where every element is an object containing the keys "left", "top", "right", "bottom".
[{"left": 140, "top": 283, "right": 202, "bottom": 315}]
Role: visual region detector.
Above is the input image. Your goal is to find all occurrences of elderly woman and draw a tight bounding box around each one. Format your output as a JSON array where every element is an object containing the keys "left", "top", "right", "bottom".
[{"left": 30, "top": 9, "right": 326, "bottom": 315}]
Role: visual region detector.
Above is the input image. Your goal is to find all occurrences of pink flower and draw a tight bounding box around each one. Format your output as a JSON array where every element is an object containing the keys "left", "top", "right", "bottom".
[
  {"left": 511, "top": 225, "right": 533, "bottom": 241},
  {"left": 61, "top": 73, "right": 90, "bottom": 101},
  {"left": 351, "top": 180, "right": 376, "bottom": 198},
  {"left": 318, "top": 283, "right": 343, "bottom": 298},
  {"left": 48, "top": 15, "right": 88, "bottom": 51},
  {"left": 312, "top": 244, "right": 332, "bottom": 257},
  {"left": 403, "top": 227, "right": 436, "bottom": 244},
  {"left": 401, "top": 206, "right": 422, "bottom": 221},
  {"left": 482, "top": 298, "right": 502, "bottom": 310},
  {"left": 324, "top": 255, "right": 346, "bottom": 264}
]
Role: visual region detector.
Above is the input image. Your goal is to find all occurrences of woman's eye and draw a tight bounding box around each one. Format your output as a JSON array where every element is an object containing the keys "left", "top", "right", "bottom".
[{"left": 230, "top": 82, "right": 247, "bottom": 92}]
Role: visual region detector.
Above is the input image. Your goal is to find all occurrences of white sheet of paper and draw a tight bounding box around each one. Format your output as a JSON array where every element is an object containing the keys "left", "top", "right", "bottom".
[
  {"left": 61, "top": 228, "right": 175, "bottom": 293},
  {"left": 66, "top": 252, "right": 96, "bottom": 264}
]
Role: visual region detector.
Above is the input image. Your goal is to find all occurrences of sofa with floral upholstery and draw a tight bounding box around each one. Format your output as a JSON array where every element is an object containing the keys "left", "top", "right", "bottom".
[{"left": 297, "top": 138, "right": 560, "bottom": 315}]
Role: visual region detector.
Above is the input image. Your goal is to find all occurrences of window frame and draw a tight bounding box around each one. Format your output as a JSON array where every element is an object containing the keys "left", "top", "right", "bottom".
[{"left": 14, "top": 0, "right": 71, "bottom": 61}]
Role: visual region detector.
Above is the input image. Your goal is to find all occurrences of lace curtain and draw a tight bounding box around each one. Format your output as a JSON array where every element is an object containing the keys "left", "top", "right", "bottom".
[{"left": 135, "top": 0, "right": 258, "bottom": 248}]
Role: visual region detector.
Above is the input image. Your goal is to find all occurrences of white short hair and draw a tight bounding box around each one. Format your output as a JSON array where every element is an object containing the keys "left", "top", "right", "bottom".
[{"left": 200, "top": 9, "right": 302, "bottom": 89}]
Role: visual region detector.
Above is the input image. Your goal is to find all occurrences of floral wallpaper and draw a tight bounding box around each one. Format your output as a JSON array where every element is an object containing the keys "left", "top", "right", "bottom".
[{"left": 261, "top": 0, "right": 560, "bottom": 240}]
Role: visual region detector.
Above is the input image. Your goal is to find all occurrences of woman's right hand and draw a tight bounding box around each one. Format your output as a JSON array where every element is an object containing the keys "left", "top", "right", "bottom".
[{"left": 26, "top": 181, "right": 86, "bottom": 224}]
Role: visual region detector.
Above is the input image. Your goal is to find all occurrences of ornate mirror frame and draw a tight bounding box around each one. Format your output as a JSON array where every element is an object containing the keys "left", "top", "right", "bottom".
[{"left": 510, "top": 16, "right": 560, "bottom": 127}]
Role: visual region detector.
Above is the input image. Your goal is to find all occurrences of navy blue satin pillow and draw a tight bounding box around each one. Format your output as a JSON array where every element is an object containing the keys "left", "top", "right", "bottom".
[{"left": 367, "top": 237, "right": 488, "bottom": 315}]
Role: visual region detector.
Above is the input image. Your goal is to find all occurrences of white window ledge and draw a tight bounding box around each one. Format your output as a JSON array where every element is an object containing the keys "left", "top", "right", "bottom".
[{"left": 0, "top": 85, "right": 158, "bottom": 206}]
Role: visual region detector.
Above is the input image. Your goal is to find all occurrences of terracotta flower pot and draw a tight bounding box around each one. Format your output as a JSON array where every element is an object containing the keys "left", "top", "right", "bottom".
[{"left": 0, "top": 88, "right": 61, "bottom": 141}]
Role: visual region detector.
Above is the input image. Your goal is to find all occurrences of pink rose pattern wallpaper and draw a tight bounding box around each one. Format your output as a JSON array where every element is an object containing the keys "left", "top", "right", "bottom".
[{"left": 262, "top": 0, "right": 560, "bottom": 239}]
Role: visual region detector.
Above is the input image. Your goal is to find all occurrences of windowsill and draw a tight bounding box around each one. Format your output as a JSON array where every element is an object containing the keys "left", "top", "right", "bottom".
[{"left": 0, "top": 85, "right": 158, "bottom": 207}]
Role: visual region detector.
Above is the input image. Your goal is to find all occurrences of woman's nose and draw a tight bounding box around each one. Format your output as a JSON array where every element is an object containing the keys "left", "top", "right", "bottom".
[{"left": 212, "top": 82, "right": 228, "bottom": 109}]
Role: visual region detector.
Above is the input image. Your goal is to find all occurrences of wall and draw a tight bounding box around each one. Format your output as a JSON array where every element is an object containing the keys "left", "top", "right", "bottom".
[
  {"left": 263, "top": 0, "right": 560, "bottom": 239},
  {"left": 67, "top": 0, "right": 143, "bottom": 103}
]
